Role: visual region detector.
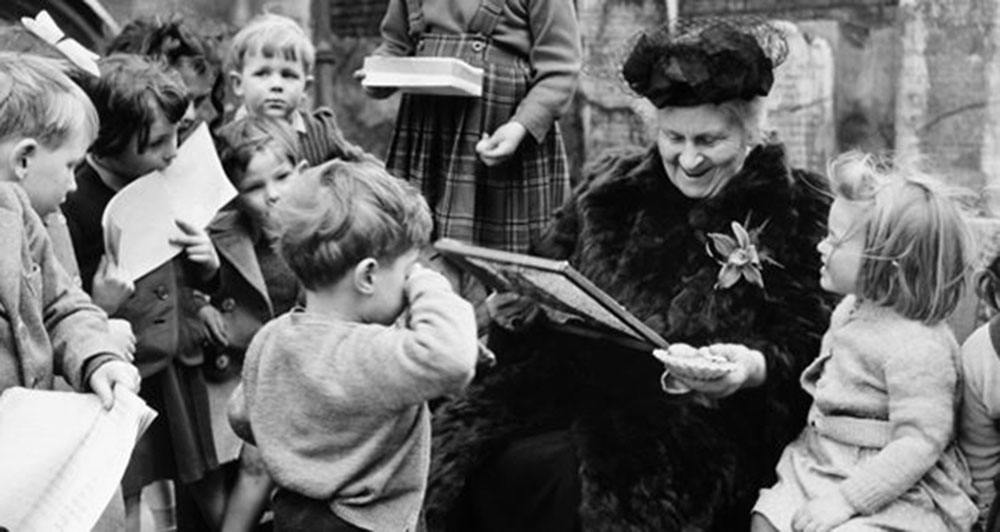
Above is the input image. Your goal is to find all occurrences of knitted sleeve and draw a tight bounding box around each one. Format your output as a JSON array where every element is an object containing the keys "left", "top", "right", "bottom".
[{"left": 838, "top": 327, "right": 960, "bottom": 514}]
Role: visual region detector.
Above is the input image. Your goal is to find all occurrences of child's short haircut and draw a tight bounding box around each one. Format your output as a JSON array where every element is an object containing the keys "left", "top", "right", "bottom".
[
  {"left": 84, "top": 53, "right": 190, "bottom": 158},
  {"left": 215, "top": 116, "right": 301, "bottom": 187},
  {"left": 226, "top": 14, "right": 315, "bottom": 75},
  {"left": 0, "top": 52, "right": 98, "bottom": 148},
  {"left": 276, "top": 161, "right": 432, "bottom": 290},
  {"left": 828, "top": 151, "right": 971, "bottom": 324}
]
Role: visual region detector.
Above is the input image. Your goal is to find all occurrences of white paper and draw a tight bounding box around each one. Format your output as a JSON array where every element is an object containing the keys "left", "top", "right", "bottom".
[
  {"left": 102, "top": 122, "right": 236, "bottom": 281},
  {"left": 0, "top": 387, "right": 157, "bottom": 532}
]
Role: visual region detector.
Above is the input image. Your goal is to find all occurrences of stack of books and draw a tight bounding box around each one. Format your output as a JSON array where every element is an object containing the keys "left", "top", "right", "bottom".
[{"left": 362, "top": 57, "right": 484, "bottom": 98}]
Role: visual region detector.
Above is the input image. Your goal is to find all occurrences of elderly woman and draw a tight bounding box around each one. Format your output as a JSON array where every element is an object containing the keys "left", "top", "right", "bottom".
[{"left": 425, "top": 22, "right": 835, "bottom": 531}]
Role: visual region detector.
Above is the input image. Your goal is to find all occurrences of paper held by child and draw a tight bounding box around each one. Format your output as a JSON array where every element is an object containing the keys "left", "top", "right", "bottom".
[
  {"left": 362, "top": 56, "right": 484, "bottom": 97},
  {"left": 101, "top": 122, "right": 237, "bottom": 282},
  {"left": 0, "top": 387, "right": 157, "bottom": 531},
  {"left": 434, "top": 238, "right": 668, "bottom": 350}
]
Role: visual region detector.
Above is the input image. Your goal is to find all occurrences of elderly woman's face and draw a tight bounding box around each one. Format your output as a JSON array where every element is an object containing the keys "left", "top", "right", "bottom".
[{"left": 655, "top": 104, "right": 748, "bottom": 199}]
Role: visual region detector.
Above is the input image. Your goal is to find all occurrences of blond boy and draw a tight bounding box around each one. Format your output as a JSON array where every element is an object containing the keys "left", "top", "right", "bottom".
[
  {"left": 0, "top": 52, "right": 138, "bottom": 403},
  {"left": 227, "top": 13, "right": 373, "bottom": 166}
]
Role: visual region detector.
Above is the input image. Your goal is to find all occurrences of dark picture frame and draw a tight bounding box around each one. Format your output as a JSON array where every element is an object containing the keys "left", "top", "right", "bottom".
[{"left": 434, "top": 238, "right": 669, "bottom": 350}]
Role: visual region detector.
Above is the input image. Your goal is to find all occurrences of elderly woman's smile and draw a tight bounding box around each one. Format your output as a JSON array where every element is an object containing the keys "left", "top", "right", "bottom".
[{"left": 656, "top": 104, "right": 749, "bottom": 199}]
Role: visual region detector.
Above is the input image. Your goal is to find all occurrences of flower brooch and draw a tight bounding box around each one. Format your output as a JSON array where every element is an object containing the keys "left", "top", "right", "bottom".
[{"left": 706, "top": 219, "right": 780, "bottom": 289}]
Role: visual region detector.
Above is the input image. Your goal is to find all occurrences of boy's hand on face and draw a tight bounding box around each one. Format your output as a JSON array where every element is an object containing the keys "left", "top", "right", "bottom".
[
  {"left": 92, "top": 254, "right": 135, "bottom": 315},
  {"left": 88, "top": 360, "right": 140, "bottom": 410},
  {"left": 171, "top": 219, "right": 220, "bottom": 280},
  {"left": 198, "top": 305, "right": 230, "bottom": 347},
  {"left": 476, "top": 121, "right": 528, "bottom": 167}
]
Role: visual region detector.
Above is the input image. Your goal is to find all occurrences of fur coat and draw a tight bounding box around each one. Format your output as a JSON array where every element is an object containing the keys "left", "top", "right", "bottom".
[{"left": 426, "top": 143, "right": 835, "bottom": 531}]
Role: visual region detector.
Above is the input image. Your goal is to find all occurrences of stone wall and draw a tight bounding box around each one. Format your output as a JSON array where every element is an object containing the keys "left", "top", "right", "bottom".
[{"left": 895, "top": 0, "right": 1000, "bottom": 213}]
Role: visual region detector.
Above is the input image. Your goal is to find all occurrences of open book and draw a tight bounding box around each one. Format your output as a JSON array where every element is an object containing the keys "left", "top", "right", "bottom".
[
  {"left": 0, "top": 387, "right": 156, "bottom": 531},
  {"left": 434, "top": 239, "right": 669, "bottom": 350}
]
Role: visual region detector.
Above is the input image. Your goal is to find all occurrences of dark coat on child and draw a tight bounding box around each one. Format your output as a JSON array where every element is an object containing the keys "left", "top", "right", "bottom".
[
  {"left": 62, "top": 161, "right": 210, "bottom": 378},
  {"left": 426, "top": 143, "right": 835, "bottom": 531},
  {"left": 200, "top": 208, "right": 301, "bottom": 377}
]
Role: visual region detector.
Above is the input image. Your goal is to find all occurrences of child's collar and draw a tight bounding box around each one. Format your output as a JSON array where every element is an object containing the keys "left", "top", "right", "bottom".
[
  {"left": 232, "top": 106, "right": 307, "bottom": 134},
  {"left": 86, "top": 154, "right": 133, "bottom": 192}
]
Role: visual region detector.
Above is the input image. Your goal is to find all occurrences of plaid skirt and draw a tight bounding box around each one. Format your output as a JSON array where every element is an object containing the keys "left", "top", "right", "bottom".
[{"left": 386, "top": 33, "right": 569, "bottom": 253}]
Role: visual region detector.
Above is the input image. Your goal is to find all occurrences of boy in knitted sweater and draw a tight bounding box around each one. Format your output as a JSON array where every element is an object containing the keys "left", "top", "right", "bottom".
[{"left": 228, "top": 160, "right": 478, "bottom": 531}]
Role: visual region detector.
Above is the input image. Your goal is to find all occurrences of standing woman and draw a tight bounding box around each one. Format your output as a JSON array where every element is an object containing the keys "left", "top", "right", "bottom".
[
  {"left": 362, "top": 0, "right": 581, "bottom": 254},
  {"left": 425, "top": 22, "right": 835, "bottom": 531}
]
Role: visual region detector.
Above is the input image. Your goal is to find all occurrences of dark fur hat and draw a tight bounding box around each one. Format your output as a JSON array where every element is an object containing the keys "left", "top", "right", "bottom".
[{"left": 622, "top": 22, "right": 786, "bottom": 108}]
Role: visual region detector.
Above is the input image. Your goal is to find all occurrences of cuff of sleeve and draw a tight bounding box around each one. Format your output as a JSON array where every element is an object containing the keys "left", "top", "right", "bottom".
[
  {"left": 81, "top": 353, "right": 123, "bottom": 390},
  {"left": 839, "top": 477, "right": 890, "bottom": 515},
  {"left": 513, "top": 106, "right": 554, "bottom": 143}
]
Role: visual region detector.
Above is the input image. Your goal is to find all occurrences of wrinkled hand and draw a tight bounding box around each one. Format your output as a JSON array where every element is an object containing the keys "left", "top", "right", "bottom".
[
  {"left": 353, "top": 68, "right": 397, "bottom": 99},
  {"left": 89, "top": 360, "right": 140, "bottom": 410},
  {"left": 485, "top": 292, "right": 540, "bottom": 331},
  {"left": 671, "top": 343, "right": 766, "bottom": 398},
  {"left": 791, "top": 493, "right": 855, "bottom": 532},
  {"left": 170, "top": 219, "right": 219, "bottom": 280},
  {"left": 476, "top": 121, "right": 527, "bottom": 166},
  {"left": 107, "top": 318, "right": 136, "bottom": 362},
  {"left": 198, "top": 305, "right": 229, "bottom": 347},
  {"left": 91, "top": 254, "right": 134, "bottom": 315}
]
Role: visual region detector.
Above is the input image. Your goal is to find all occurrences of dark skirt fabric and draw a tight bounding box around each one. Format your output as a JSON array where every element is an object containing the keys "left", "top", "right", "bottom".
[
  {"left": 385, "top": 33, "right": 569, "bottom": 253},
  {"left": 122, "top": 361, "right": 218, "bottom": 496}
]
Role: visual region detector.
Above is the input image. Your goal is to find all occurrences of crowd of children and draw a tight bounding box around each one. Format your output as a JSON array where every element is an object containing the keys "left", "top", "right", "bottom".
[{"left": 10, "top": 5, "right": 1000, "bottom": 532}]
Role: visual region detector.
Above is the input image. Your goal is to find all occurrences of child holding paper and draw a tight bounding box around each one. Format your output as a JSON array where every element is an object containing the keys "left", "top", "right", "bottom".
[
  {"left": 360, "top": 0, "right": 582, "bottom": 254},
  {"left": 0, "top": 51, "right": 141, "bottom": 529},
  {"left": 0, "top": 51, "right": 138, "bottom": 423},
  {"left": 61, "top": 53, "right": 227, "bottom": 531},
  {"left": 226, "top": 13, "right": 375, "bottom": 166}
]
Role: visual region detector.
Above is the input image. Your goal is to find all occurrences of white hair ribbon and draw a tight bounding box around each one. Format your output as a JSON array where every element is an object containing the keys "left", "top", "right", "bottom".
[{"left": 20, "top": 10, "right": 101, "bottom": 77}]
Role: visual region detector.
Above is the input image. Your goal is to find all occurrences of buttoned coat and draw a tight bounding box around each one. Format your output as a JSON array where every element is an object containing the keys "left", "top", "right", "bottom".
[
  {"left": 203, "top": 209, "right": 284, "bottom": 370},
  {"left": 0, "top": 183, "right": 122, "bottom": 393},
  {"left": 62, "top": 161, "right": 208, "bottom": 378}
]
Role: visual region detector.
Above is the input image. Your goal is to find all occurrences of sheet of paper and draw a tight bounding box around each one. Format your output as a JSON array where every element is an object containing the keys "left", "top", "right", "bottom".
[
  {"left": 102, "top": 122, "right": 236, "bottom": 281},
  {"left": 0, "top": 387, "right": 156, "bottom": 532}
]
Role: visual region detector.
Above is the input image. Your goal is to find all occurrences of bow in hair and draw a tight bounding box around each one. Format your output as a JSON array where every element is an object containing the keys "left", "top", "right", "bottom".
[{"left": 21, "top": 10, "right": 100, "bottom": 77}]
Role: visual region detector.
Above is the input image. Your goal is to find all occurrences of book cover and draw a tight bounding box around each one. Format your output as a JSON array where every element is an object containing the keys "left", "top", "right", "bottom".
[{"left": 434, "top": 239, "right": 669, "bottom": 350}]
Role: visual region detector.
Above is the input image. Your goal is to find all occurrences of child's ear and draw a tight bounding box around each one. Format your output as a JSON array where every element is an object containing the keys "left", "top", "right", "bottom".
[
  {"left": 229, "top": 71, "right": 245, "bottom": 98},
  {"left": 304, "top": 74, "right": 314, "bottom": 94},
  {"left": 294, "top": 160, "right": 308, "bottom": 173},
  {"left": 354, "top": 258, "right": 379, "bottom": 295},
  {"left": 9, "top": 138, "right": 38, "bottom": 181}
]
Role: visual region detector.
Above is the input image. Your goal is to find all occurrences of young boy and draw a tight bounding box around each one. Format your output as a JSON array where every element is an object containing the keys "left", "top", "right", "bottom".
[
  {"left": 229, "top": 160, "right": 478, "bottom": 531},
  {"left": 199, "top": 116, "right": 306, "bottom": 529},
  {"left": 61, "top": 53, "right": 226, "bottom": 530},
  {"left": 0, "top": 52, "right": 138, "bottom": 403},
  {"left": 226, "top": 13, "right": 375, "bottom": 166}
]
